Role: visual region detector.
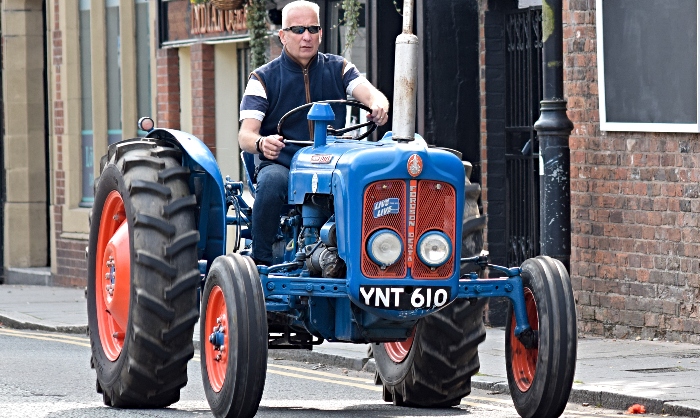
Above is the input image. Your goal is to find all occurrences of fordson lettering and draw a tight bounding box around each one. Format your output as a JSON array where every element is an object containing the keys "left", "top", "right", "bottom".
[{"left": 406, "top": 182, "right": 418, "bottom": 266}]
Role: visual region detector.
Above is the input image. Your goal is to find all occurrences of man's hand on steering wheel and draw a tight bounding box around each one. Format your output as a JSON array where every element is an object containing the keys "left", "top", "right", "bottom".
[
  {"left": 257, "top": 134, "right": 285, "bottom": 160},
  {"left": 367, "top": 103, "right": 389, "bottom": 126}
]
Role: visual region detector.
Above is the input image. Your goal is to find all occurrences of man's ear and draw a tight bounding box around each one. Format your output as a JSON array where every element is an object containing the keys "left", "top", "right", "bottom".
[{"left": 279, "top": 29, "right": 286, "bottom": 45}]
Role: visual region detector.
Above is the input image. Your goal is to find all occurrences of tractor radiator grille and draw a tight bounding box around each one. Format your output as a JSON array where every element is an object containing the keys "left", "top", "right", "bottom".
[
  {"left": 361, "top": 180, "right": 456, "bottom": 279},
  {"left": 411, "top": 180, "right": 456, "bottom": 279},
  {"left": 361, "top": 180, "right": 407, "bottom": 278}
]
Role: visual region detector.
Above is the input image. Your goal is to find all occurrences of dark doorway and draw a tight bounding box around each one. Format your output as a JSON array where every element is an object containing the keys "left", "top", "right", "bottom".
[{"left": 484, "top": 1, "right": 543, "bottom": 326}]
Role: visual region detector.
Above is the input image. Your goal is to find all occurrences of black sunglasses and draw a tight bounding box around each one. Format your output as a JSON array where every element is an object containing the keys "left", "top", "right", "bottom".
[{"left": 283, "top": 25, "right": 321, "bottom": 34}]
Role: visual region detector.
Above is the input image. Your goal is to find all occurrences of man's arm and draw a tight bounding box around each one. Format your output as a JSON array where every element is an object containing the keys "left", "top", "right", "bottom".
[
  {"left": 238, "top": 72, "right": 285, "bottom": 160},
  {"left": 351, "top": 82, "right": 390, "bottom": 126},
  {"left": 238, "top": 119, "right": 285, "bottom": 160}
]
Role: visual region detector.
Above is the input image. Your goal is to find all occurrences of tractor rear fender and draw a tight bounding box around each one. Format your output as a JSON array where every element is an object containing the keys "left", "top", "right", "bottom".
[{"left": 146, "top": 128, "right": 227, "bottom": 265}]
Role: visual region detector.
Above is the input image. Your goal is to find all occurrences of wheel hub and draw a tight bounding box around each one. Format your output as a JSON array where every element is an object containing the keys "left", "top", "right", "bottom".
[{"left": 209, "top": 316, "right": 226, "bottom": 361}]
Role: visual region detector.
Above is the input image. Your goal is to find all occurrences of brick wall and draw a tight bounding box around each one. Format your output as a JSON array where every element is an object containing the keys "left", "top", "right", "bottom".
[
  {"left": 50, "top": 1, "right": 88, "bottom": 287},
  {"left": 479, "top": 0, "right": 508, "bottom": 266},
  {"left": 190, "top": 43, "right": 216, "bottom": 152},
  {"left": 156, "top": 48, "right": 181, "bottom": 130},
  {"left": 565, "top": 0, "right": 700, "bottom": 343}
]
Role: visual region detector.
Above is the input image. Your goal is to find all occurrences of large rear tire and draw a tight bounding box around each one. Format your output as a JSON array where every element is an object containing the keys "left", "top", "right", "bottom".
[
  {"left": 88, "top": 141, "right": 200, "bottom": 407},
  {"left": 374, "top": 181, "right": 487, "bottom": 407},
  {"left": 505, "top": 256, "right": 577, "bottom": 418},
  {"left": 201, "top": 253, "right": 268, "bottom": 418}
]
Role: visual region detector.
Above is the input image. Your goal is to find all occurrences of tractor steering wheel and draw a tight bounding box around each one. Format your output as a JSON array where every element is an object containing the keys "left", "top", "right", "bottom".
[{"left": 277, "top": 100, "right": 378, "bottom": 145}]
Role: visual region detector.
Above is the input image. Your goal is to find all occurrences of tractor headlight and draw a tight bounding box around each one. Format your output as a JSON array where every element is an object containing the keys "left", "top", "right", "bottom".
[
  {"left": 417, "top": 231, "right": 452, "bottom": 267},
  {"left": 367, "top": 229, "right": 403, "bottom": 267}
]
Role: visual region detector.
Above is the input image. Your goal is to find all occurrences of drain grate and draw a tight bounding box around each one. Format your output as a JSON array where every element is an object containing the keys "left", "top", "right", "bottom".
[{"left": 626, "top": 366, "right": 696, "bottom": 374}]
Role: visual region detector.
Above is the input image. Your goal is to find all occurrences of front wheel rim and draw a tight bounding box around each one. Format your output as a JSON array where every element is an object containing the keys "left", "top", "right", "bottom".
[
  {"left": 205, "top": 285, "right": 228, "bottom": 392},
  {"left": 95, "top": 191, "right": 131, "bottom": 361},
  {"left": 510, "top": 288, "right": 539, "bottom": 392}
]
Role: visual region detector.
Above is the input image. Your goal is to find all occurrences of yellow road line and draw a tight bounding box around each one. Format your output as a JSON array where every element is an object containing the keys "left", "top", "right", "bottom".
[
  {"left": 266, "top": 368, "right": 383, "bottom": 392},
  {"left": 267, "top": 363, "right": 374, "bottom": 383},
  {"left": 0, "top": 328, "right": 88, "bottom": 342},
  {"left": 0, "top": 329, "right": 90, "bottom": 348}
]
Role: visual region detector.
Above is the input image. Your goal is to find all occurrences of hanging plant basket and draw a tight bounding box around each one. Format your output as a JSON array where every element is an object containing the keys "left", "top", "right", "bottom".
[{"left": 211, "top": 0, "right": 245, "bottom": 10}]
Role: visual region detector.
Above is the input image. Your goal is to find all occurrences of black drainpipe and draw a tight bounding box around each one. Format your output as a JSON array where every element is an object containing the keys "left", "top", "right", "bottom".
[{"left": 534, "top": 0, "right": 573, "bottom": 272}]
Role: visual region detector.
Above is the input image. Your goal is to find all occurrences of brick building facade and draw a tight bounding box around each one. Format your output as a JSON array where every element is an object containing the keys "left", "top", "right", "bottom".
[
  {"left": 565, "top": 0, "right": 700, "bottom": 343},
  {"left": 479, "top": 0, "right": 700, "bottom": 343}
]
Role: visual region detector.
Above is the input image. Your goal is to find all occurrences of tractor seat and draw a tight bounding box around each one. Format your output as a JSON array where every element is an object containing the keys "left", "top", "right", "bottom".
[{"left": 241, "top": 151, "right": 256, "bottom": 198}]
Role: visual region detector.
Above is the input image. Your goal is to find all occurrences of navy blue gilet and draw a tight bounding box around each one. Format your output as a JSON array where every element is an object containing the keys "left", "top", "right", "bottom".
[{"left": 252, "top": 49, "right": 349, "bottom": 168}]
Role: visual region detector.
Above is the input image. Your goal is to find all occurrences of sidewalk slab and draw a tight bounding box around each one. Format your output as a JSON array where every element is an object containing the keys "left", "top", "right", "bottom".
[{"left": 0, "top": 284, "right": 86, "bottom": 334}]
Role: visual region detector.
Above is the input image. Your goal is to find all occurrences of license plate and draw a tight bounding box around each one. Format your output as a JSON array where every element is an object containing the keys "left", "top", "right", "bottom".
[{"left": 359, "top": 286, "right": 451, "bottom": 310}]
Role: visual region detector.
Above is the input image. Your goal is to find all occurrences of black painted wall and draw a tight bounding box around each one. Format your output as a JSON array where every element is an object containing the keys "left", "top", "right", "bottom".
[
  {"left": 484, "top": 0, "right": 520, "bottom": 326},
  {"left": 367, "top": 0, "right": 403, "bottom": 140},
  {"left": 367, "top": 0, "right": 480, "bottom": 186},
  {"left": 484, "top": 0, "right": 508, "bottom": 269},
  {"left": 419, "top": 0, "right": 480, "bottom": 185}
]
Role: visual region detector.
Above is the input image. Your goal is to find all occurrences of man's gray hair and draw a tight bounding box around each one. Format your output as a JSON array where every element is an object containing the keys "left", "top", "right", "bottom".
[{"left": 281, "top": 0, "right": 320, "bottom": 28}]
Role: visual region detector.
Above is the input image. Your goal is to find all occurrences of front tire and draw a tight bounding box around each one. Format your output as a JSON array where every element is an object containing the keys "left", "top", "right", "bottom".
[
  {"left": 201, "top": 253, "right": 268, "bottom": 418},
  {"left": 505, "top": 256, "right": 577, "bottom": 418},
  {"left": 88, "top": 141, "right": 200, "bottom": 407},
  {"left": 374, "top": 181, "right": 487, "bottom": 407}
]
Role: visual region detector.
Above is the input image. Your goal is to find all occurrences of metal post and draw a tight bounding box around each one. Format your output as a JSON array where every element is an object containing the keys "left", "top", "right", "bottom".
[
  {"left": 534, "top": 0, "right": 573, "bottom": 271},
  {"left": 391, "top": 0, "right": 418, "bottom": 141}
]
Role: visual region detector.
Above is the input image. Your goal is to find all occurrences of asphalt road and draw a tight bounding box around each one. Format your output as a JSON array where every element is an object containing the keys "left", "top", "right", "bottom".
[{"left": 0, "top": 328, "right": 679, "bottom": 418}]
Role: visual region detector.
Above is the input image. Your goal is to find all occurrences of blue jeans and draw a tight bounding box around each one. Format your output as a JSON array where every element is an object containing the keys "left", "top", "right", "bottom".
[{"left": 252, "top": 163, "right": 289, "bottom": 265}]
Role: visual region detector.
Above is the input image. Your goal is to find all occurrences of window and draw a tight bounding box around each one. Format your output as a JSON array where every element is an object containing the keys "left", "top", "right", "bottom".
[
  {"left": 106, "top": 0, "right": 122, "bottom": 145},
  {"left": 135, "top": 0, "right": 151, "bottom": 132}
]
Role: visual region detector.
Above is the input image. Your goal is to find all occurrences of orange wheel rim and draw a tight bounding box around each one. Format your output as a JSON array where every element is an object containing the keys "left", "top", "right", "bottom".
[
  {"left": 385, "top": 328, "right": 415, "bottom": 363},
  {"left": 510, "top": 288, "right": 539, "bottom": 392},
  {"left": 95, "top": 191, "right": 131, "bottom": 361},
  {"left": 205, "top": 285, "right": 228, "bottom": 392}
]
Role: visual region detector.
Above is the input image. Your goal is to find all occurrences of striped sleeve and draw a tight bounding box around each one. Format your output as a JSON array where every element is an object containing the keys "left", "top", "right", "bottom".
[
  {"left": 239, "top": 75, "right": 268, "bottom": 121},
  {"left": 342, "top": 61, "right": 369, "bottom": 96}
]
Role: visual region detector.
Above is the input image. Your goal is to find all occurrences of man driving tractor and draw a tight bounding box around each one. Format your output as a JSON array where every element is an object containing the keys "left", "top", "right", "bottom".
[{"left": 238, "top": 0, "right": 390, "bottom": 266}]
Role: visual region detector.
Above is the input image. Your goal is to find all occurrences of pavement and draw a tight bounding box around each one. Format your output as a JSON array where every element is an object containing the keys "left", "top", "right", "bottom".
[{"left": 1, "top": 284, "right": 700, "bottom": 417}]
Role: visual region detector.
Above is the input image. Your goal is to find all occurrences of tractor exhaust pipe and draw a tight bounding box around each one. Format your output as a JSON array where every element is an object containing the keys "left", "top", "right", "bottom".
[{"left": 391, "top": 0, "right": 418, "bottom": 141}]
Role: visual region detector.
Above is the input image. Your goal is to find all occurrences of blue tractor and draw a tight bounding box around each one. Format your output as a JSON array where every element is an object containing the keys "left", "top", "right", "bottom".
[
  {"left": 87, "top": 3, "right": 576, "bottom": 415},
  {"left": 87, "top": 99, "right": 577, "bottom": 418}
]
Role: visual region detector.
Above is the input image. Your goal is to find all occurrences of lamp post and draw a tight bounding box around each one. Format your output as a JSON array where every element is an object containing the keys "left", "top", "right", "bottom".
[{"left": 534, "top": 0, "right": 573, "bottom": 271}]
